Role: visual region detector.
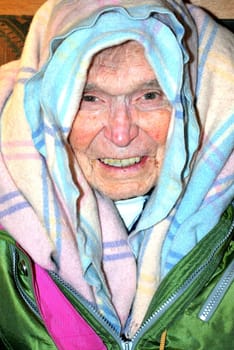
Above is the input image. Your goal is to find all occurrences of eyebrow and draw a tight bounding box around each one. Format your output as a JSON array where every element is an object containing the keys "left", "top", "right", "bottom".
[
  {"left": 83, "top": 83, "right": 98, "bottom": 92},
  {"left": 141, "top": 79, "right": 161, "bottom": 89},
  {"left": 83, "top": 79, "right": 161, "bottom": 93}
]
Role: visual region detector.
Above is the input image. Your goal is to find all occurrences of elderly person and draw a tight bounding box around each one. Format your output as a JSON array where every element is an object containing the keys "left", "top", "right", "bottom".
[{"left": 0, "top": 0, "right": 233, "bottom": 349}]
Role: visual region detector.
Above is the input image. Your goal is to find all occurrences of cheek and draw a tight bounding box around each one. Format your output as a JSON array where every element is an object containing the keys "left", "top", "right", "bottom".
[
  {"left": 144, "top": 109, "right": 171, "bottom": 144},
  {"left": 69, "top": 112, "right": 102, "bottom": 151},
  {"left": 70, "top": 128, "right": 93, "bottom": 151}
]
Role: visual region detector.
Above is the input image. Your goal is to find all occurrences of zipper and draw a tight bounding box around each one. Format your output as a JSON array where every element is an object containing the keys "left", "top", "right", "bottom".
[
  {"left": 49, "top": 270, "right": 125, "bottom": 349},
  {"left": 198, "top": 258, "right": 234, "bottom": 321},
  {"left": 10, "top": 245, "right": 41, "bottom": 319},
  {"left": 11, "top": 243, "right": 128, "bottom": 349},
  {"left": 50, "top": 216, "right": 234, "bottom": 350},
  {"left": 121, "top": 341, "right": 133, "bottom": 350},
  {"left": 49, "top": 271, "right": 141, "bottom": 350},
  {"left": 127, "top": 216, "right": 234, "bottom": 349},
  {"left": 9, "top": 212, "right": 233, "bottom": 350}
]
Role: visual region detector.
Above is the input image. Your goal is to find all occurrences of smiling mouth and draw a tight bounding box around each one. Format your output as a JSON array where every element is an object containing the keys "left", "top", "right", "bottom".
[{"left": 99, "top": 156, "right": 142, "bottom": 168}]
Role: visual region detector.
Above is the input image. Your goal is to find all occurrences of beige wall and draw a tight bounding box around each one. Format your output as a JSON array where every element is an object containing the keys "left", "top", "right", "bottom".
[
  {"left": 190, "top": 0, "right": 234, "bottom": 18},
  {"left": 0, "top": 0, "right": 233, "bottom": 18}
]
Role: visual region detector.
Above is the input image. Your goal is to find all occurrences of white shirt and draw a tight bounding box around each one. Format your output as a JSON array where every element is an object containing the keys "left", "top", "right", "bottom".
[{"left": 114, "top": 195, "right": 148, "bottom": 231}]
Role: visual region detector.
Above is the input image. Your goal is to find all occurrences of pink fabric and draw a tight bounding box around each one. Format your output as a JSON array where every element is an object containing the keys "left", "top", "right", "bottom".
[{"left": 34, "top": 263, "right": 107, "bottom": 350}]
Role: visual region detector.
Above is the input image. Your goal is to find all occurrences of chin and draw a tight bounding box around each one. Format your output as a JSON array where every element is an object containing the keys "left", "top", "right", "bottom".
[{"left": 99, "top": 186, "right": 153, "bottom": 201}]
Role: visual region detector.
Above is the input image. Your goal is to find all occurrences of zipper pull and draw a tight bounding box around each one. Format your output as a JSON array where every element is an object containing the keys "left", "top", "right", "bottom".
[{"left": 121, "top": 340, "right": 133, "bottom": 350}]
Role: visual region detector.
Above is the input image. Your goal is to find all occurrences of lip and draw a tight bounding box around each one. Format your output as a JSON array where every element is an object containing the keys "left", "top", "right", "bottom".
[
  {"left": 98, "top": 156, "right": 148, "bottom": 170},
  {"left": 99, "top": 156, "right": 141, "bottom": 167}
]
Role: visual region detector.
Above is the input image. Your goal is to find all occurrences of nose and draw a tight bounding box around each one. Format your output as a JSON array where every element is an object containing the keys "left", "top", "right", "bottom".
[{"left": 104, "top": 98, "right": 139, "bottom": 147}]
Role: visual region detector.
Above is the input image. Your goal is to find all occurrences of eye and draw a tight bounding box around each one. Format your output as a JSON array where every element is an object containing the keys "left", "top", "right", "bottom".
[
  {"left": 82, "top": 94, "right": 99, "bottom": 102},
  {"left": 143, "top": 91, "right": 160, "bottom": 100},
  {"left": 133, "top": 89, "right": 169, "bottom": 111},
  {"left": 79, "top": 93, "right": 106, "bottom": 111}
]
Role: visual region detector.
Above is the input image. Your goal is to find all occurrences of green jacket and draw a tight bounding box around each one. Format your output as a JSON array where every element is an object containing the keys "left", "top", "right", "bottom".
[{"left": 0, "top": 204, "right": 234, "bottom": 350}]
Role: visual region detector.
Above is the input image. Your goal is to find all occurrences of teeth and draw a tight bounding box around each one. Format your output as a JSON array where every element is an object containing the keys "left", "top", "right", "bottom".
[{"left": 100, "top": 157, "right": 141, "bottom": 167}]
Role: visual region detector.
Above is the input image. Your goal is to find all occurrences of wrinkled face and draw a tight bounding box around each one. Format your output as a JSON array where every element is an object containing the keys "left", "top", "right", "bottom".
[{"left": 69, "top": 41, "right": 172, "bottom": 200}]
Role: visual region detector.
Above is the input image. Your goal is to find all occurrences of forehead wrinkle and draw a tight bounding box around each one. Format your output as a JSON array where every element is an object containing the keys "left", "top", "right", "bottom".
[
  {"left": 92, "top": 41, "right": 144, "bottom": 69},
  {"left": 84, "top": 42, "right": 161, "bottom": 96}
]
